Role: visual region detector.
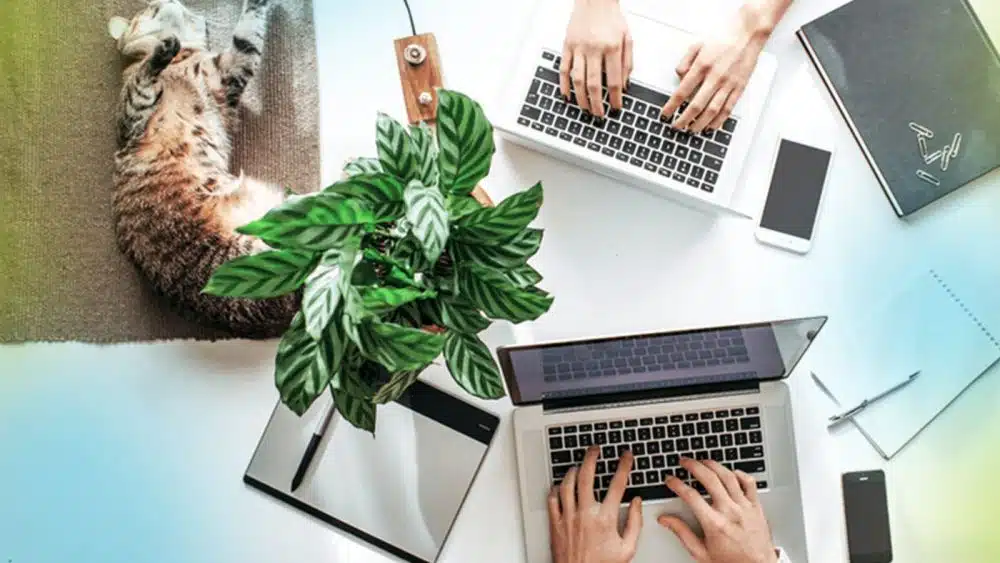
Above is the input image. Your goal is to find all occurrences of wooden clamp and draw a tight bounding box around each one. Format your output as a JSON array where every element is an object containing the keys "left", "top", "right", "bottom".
[{"left": 394, "top": 33, "right": 494, "bottom": 207}]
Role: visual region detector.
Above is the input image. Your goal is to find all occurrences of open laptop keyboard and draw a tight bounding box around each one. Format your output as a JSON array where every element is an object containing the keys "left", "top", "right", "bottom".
[
  {"left": 548, "top": 406, "right": 767, "bottom": 503},
  {"left": 518, "top": 49, "right": 738, "bottom": 194},
  {"left": 540, "top": 329, "right": 750, "bottom": 383}
]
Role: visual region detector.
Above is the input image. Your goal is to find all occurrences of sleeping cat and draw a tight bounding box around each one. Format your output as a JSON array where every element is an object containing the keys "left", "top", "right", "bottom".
[{"left": 109, "top": 0, "right": 298, "bottom": 339}]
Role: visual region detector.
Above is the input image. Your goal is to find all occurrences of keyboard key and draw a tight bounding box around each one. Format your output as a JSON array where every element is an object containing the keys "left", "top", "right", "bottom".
[
  {"left": 650, "top": 122, "right": 664, "bottom": 135},
  {"left": 560, "top": 132, "right": 573, "bottom": 142},
  {"left": 715, "top": 130, "right": 733, "bottom": 145},
  {"left": 691, "top": 437, "right": 704, "bottom": 449},
  {"left": 529, "top": 78, "right": 542, "bottom": 95},
  {"left": 621, "top": 126, "right": 634, "bottom": 140},
  {"left": 747, "top": 407, "right": 760, "bottom": 415},
  {"left": 675, "top": 467, "right": 688, "bottom": 480},
  {"left": 725, "top": 448, "right": 738, "bottom": 461},
  {"left": 661, "top": 440, "right": 675, "bottom": 453},
  {"left": 637, "top": 456, "right": 651, "bottom": 470},
  {"left": 573, "top": 137, "right": 587, "bottom": 147},
  {"left": 736, "top": 433, "right": 749, "bottom": 445},
  {"left": 689, "top": 136, "right": 704, "bottom": 150},
  {"left": 710, "top": 449, "right": 724, "bottom": 462},
  {"left": 555, "top": 117, "right": 569, "bottom": 130},
  {"left": 638, "top": 427, "right": 651, "bottom": 440},
  {"left": 685, "top": 413, "right": 699, "bottom": 422},
  {"left": 678, "top": 161, "right": 692, "bottom": 174},
  {"left": 740, "top": 446, "right": 764, "bottom": 459},
  {"left": 579, "top": 434, "right": 593, "bottom": 447},
  {"left": 582, "top": 126, "right": 596, "bottom": 140},
  {"left": 607, "top": 122, "right": 621, "bottom": 135},
  {"left": 688, "top": 151, "right": 702, "bottom": 164},
  {"left": 644, "top": 162, "right": 657, "bottom": 172},
  {"left": 540, "top": 97, "right": 554, "bottom": 110},
  {"left": 550, "top": 437, "right": 563, "bottom": 449},
  {"left": 595, "top": 433, "right": 608, "bottom": 445},
  {"left": 541, "top": 112, "right": 555, "bottom": 126},
  {"left": 731, "top": 409, "right": 744, "bottom": 417},
  {"left": 667, "top": 454, "right": 680, "bottom": 467},
  {"left": 691, "top": 166, "right": 706, "bottom": 180},
  {"left": 536, "top": 66, "right": 560, "bottom": 83},
  {"left": 695, "top": 451, "right": 709, "bottom": 461},
  {"left": 650, "top": 151, "right": 664, "bottom": 165},
  {"left": 588, "top": 142, "right": 601, "bottom": 152},
  {"left": 682, "top": 423, "right": 695, "bottom": 436},
  {"left": 686, "top": 177, "right": 700, "bottom": 188},
  {"left": 741, "top": 417, "right": 761, "bottom": 430},
  {"left": 521, "top": 105, "right": 542, "bottom": 120},
  {"left": 756, "top": 480, "right": 767, "bottom": 490},
  {"left": 721, "top": 434, "right": 734, "bottom": 447},
  {"left": 623, "top": 141, "right": 637, "bottom": 155},
  {"left": 664, "top": 156, "right": 678, "bottom": 170},
  {"left": 622, "top": 113, "right": 636, "bottom": 126},
  {"left": 722, "top": 118, "right": 737, "bottom": 132},
  {"left": 632, "top": 472, "right": 645, "bottom": 485},
  {"left": 652, "top": 455, "right": 666, "bottom": 469},
  {"left": 622, "top": 97, "right": 633, "bottom": 110},
  {"left": 716, "top": 410, "right": 729, "bottom": 418},
  {"left": 670, "top": 415, "right": 684, "bottom": 423},
  {"left": 617, "top": 444, "right": 630, "bottom": 457},
  {"left": 636, "top": 116, "right": 650, "bottom": 131},
  {"left": 623, "top": 429, "right": 637, "bottom": 442},
  {"left": 637, "top": 146, "right": 651, "bottom": 160},
  {"left": 703, "top": 141, "right": 727, "bottom": 158},
  {"left": 749, "top": 431, "right": 762, "bottom": 444},
  {"left": 610, "top": 431, "right": 622, "bottom": 443},
  {"left": 569, "top": 121, "right": 583, "bottom": 135},
  {"left": 548, "top": 427, "right": 562, "bottom": 436},
  {"left": 703, "top": 155, "right": 723, "bottom": 171},
  {"left": 610, "top": 136, "right": 623, "bottom": 150},
  {"left": 653, "top": 426, "right": 666, "bottom": 439},
  {"left": 595, "top": 422, "right": 608, "bottom": 430},
  {"left": 573, "top": 449, "right": 586, "bottom": 462},
  {"left": 634, "top": 131, "right": 648, "bottom": 145},
  {"left": 601, "top": 475, "right": 613, "bottom": 488},
  {"left": 597, "top": 131, "right": 611, "bottom": 145},
  {"left": 553, "top": 464, "right": 571, "bottom": 479},
  {"left": 552, "top": 450, "right": 571, "bottom": 464},
  {"left": 646, "top": 470, "right": 660, "bottom": 483},
  {"left": 676, "top": 438, "right": 689, "bottom": 451},
  {"left": 675, "top": 146, "right": 689, "bottom": 159},
  {"left": 565, "top": 435, "right": 578, "bottom": 448},
  {"left": 532, "top": 122, "right": 545, "bottom": 132},
  {"left": 616, "top": 152, "right": 629, "bottom": 162},
  {"left": 735, "top": 460, "right": 765, "bottom": 474},
  {"left": 726, "top": 419, "right": 739, "bottom": 432},
  {"left": 553, "top": 101, "right": 567, "bottom": 115}
]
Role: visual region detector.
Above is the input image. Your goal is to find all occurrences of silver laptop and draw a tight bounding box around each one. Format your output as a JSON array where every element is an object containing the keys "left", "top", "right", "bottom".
[
  {"left": 493, "top": 0, "right": 778, "bottom": 218},
  {"left": 497, "top": 316, "right": 826, "bottom": 562}
]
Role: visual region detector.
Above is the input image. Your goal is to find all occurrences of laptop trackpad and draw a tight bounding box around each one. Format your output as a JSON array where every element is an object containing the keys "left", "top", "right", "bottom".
[
  {"left": 631, "top": 502, "right": 702, "bottom": 562},
  {"left": 620, "top": 11, "right": 694, "bottom": 91}
]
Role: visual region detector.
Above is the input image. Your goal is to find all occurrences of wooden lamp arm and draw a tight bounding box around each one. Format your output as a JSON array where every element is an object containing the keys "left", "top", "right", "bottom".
[{"left": 393, "top": 33, "right": 494, "bottom": 207}]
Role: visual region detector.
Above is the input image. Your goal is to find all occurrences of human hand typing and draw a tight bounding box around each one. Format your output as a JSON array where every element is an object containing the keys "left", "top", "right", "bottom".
[
  {"left": 549, "top": 447, "right": 643, "bottom": 563},
  {"left": 560, "top": 0, "right": 633, "bottom": 117},
  {"left": 662, "top": 2, "right": 779, "bottom": 133},
  {"left": 659, "top": 458, "right": 778, "bottom": 563}
]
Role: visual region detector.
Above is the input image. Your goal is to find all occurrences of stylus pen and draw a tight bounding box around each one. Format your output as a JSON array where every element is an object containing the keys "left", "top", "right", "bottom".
[
  {"left": 827, "top": 371, "right": 920, "bottom": 429},
  {"left": 290, "top": 402, "right": 336, "bottom": 492}
]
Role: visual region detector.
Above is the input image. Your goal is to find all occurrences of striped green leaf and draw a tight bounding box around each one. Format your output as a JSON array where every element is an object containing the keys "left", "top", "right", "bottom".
[
  {"left": 443, "top": 332, "right": 506, "bottom": 399},
  {"left": 203, "top": 249, "right": 317, "bottom": 298},
  {"left": 372, "top": 369, "right": 423, "bottom": 404},
  {"left": 343, "top": 157, "right": 383, "bottom": 177},
  {"left": 242, "top": 192, "right": 375, "bottom": 229},
  {"left": 301, "top": 250, "right": 356, "bottom": 339},
  {"left": 391, "top": 237, "right": 431, "bottom": 276},
  {"left": 376, "top": 113, "right": 415, "bottom": 181},
  {"left": 454, "top": 182, "right": 543, "bottom": 243},
  {"left": 505, "top": 263, "right": 543, "bottom": 288},
  {"left": 324, "top": 173, "right": 405, "bottom": 204},
  {"left": 351, "top": 286, "right": 436, "bottom": 318},
  {"left": 440, "top": 297, "right": 491, "bottom": 334},
  {"left": 437, "top": 89, "right": 496, "bottom": 196},
  {"left": 449, "top": 228, "right": 543, "bottom": 269},
  {"left": 457, "top": 263, "right": 554, "bottom": 323},
  {"left": 331, "top": 367, "right": 376, "bottom": 433},
  {"left": 404, "top": 180, "right": 450, "bottom": 262},
  {"left": 354, "top": 319, "right": 445, "bottom": 372},
  {"left": 447, "top": 195, "right": 482, "bottom": 219},
  {"left": 274, "top": 312, "right": 333, "bottom": 416},
  {"left": 410, "top": 122, "right": 440, "bottom": 187}
]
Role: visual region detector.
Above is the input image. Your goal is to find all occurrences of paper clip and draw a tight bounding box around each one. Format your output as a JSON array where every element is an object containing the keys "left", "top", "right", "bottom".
[
  {"left": 909, "top": 122, "right": 934, "bottom": 138},
  {"left": 918, "top": 136, "right": 928, "bottom": 157},
  {"left": 950, "top": 133, "right": 962, "bottom": 157},
  {"left": 924, "top": 150, "right": 942, "bottom": 165},
  {"left": 917, "top": 169, "right": 941, "bottom": 186},
  {"left": 940, "top": 146, "right": 952, "bottom": 171}
]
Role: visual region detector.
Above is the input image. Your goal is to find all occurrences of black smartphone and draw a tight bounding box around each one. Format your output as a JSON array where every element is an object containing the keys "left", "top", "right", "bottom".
[{"left": 842, "top": 470, "right": 893, "bottom": 563}]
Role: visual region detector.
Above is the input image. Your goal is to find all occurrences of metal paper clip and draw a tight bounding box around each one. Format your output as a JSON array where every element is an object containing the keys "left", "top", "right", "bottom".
[
  {"left": 909, "top": 122, "right": 934, "bottom": 138},
  {"left": 917, "top": 169, "right": 941, "bottom": 186},
  {"left": 924, "top": 150, "right": 942, "bottom": 165},
  {"left": 918, "top": 136, "right": 928, "bottom": 157},
  {"left": 950, "top": 133, "right": 962, "bottom": 157},
  {"left": 940, "top": 146, "right": 952, "bottom": 171}
]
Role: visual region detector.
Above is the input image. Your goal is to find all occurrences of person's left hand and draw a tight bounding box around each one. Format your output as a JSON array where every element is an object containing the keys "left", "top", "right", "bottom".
[
  {"left": 661, "top": 4, "right": 774, "bottom": 133},
  {"left": 548, "top": 447, "right": 644, "bottom": 563}
]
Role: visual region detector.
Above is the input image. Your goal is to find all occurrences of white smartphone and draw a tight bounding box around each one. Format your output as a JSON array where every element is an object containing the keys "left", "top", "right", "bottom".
[{"left": 754, "top": 137, "right": 834, "bottom": 254}]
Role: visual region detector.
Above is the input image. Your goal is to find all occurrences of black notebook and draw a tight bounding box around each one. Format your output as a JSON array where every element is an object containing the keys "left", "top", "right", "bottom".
[{"left": 797, "top": 0, "right": 1000, "bottom": 217}]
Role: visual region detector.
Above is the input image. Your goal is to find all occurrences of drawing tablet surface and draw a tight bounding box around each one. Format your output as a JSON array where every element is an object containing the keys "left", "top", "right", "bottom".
[{"left": 244, "top": 381, "right": 500, "bottom": 562}]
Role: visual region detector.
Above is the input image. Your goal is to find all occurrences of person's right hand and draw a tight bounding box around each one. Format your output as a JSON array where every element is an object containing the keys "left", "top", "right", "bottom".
[
  {"left": 560, "top": 0, "right": 633, "bottom": 117},
  {"left": 658, "top": 458, "right": 779, "bottom": 563}
]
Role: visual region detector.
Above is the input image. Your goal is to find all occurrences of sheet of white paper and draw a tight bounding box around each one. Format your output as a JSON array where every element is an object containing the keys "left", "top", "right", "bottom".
[{"left": 817, "top": 269, "right": 999, "bottom": 457}]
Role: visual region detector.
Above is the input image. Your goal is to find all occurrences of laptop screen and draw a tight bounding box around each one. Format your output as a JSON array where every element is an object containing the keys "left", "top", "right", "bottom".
[{"left": 497, "top": 317, "right": 827, "bottom": 405}]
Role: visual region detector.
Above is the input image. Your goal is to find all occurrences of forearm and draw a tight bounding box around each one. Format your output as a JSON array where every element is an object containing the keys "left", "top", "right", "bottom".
[{"left": 740, "top": 0, "right": 793, "bottom": 38}]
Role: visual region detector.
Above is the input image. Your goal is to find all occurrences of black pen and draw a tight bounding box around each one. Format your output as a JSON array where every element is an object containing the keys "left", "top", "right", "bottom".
[{"left": 290, "top": 402, "right": 336, "bottom": 492}]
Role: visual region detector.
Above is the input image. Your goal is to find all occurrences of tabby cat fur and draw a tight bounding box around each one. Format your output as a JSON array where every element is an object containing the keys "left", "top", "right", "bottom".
[{"left": 109, "top": 0, "right": 298, "bottom": 339}]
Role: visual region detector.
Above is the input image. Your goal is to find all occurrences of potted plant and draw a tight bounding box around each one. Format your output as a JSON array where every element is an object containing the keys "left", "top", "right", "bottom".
[{"left": 203, "top": 90, "right": 553, "bottom": 432}]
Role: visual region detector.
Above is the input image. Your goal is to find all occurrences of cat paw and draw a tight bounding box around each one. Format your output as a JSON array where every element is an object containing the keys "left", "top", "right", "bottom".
[{"left": 151, "top": 36, "right": 181, "bottom": 69}]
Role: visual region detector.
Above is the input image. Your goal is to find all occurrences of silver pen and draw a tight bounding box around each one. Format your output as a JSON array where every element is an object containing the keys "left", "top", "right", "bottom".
[{"left": 827, "top": 371, "right": 921, "bottom": 428}]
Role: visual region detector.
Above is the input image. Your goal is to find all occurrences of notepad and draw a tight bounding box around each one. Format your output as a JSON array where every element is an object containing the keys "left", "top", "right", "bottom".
[{"left": 813, "top": 269, "right": 1000, "bottom": 458}]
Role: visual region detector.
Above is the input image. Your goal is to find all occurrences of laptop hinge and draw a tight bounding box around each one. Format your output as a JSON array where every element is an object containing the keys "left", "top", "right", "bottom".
[{"left": 540, "top": 380, "right": 760, "bottom": 414}]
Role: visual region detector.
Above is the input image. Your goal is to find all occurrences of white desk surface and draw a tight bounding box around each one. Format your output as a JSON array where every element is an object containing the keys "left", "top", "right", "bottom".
[{"left": 3, "top": 0, "right": 1000, "bottom": 561}]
